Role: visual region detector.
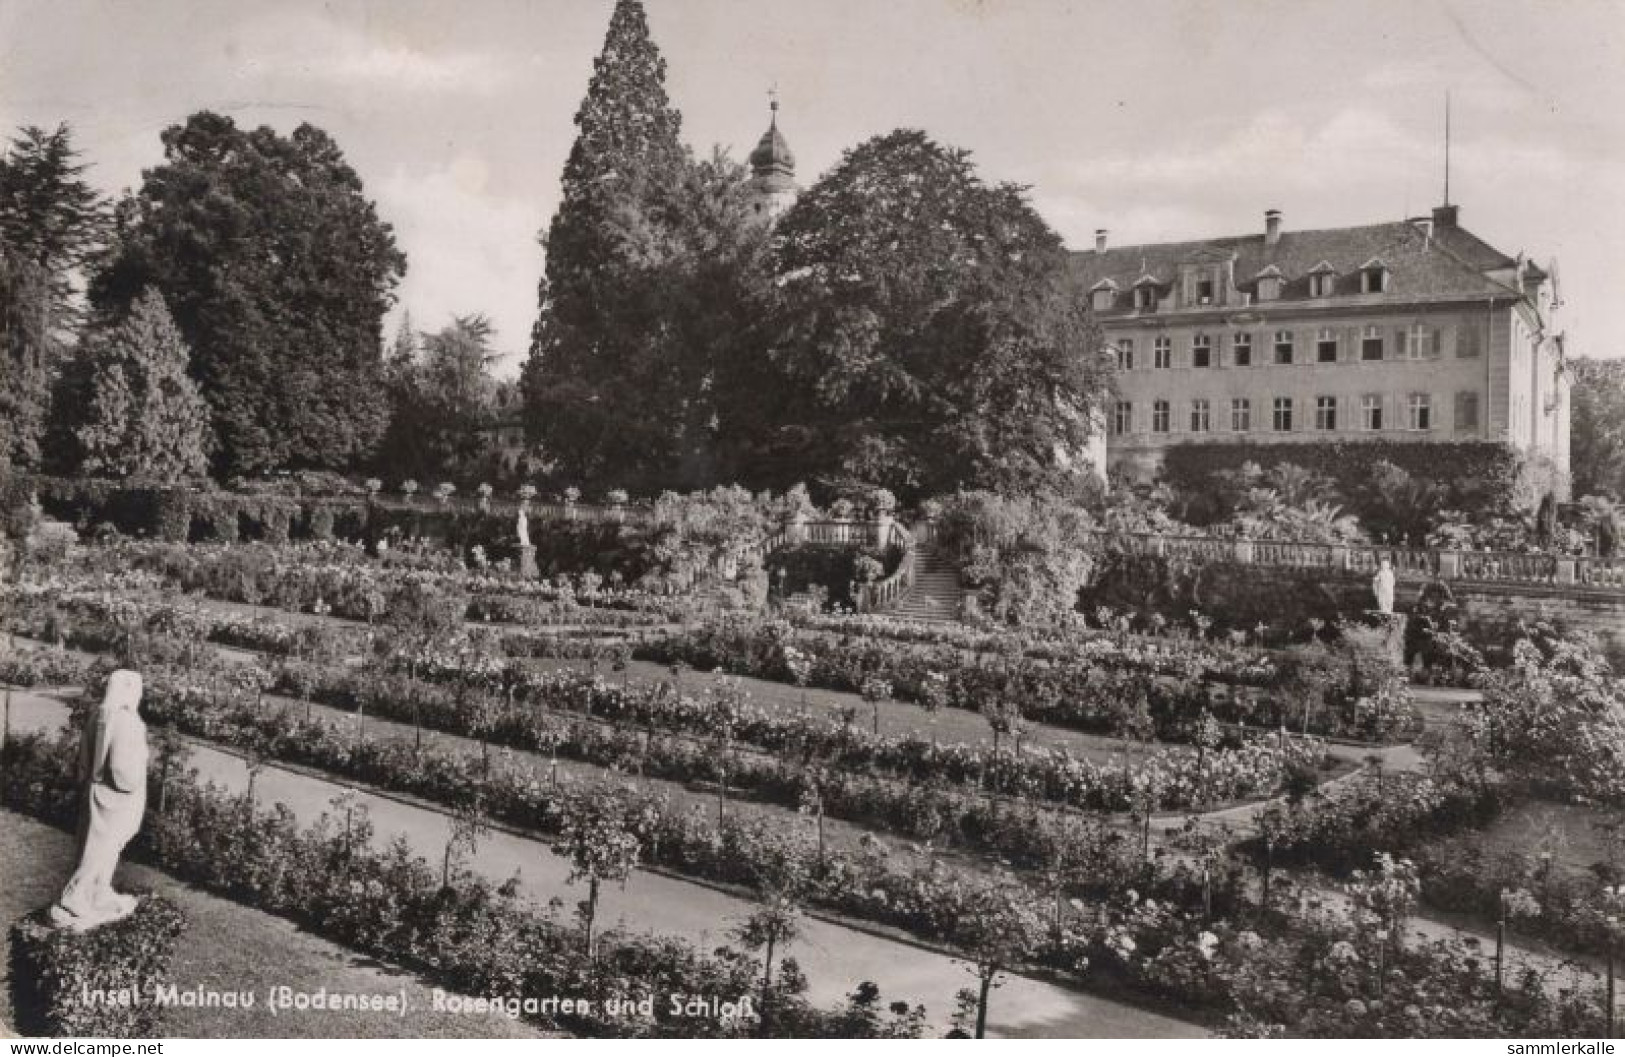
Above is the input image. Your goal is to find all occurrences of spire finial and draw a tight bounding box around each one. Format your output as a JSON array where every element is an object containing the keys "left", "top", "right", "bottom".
[{"left": 768, "top": 84, "right": 779, "bottom": 126}]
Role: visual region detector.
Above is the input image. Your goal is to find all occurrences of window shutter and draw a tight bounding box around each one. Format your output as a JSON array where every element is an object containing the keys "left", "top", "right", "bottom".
[
  {"left": 1395, "top": 328, "right": 1408, "bottom": 358},
  {"left": 1430, "top": 327, "right": 1443, "bottom": 360}
]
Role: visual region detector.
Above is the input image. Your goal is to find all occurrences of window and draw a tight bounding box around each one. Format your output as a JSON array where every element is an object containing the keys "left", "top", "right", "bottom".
[
  {"left": 1192, "top": 333, "right": 1212, "bottom": 368},
  {"left": 1152, "top": 399, "right": 1171, "bottom": 433},
  {"left": 1153, "top": 337, "right": 1172, "bottom": 369},
  {"left": 1190, "top": 399, "right": 1211, "bottom": 432},
  {"left": 1113, "top": 400, "right": 1133, "bottom": 435},
  {"left": 1362, "top": 266, "right": 1387, "bottom": 294},
  {"left": 1407, "top": 392, "right": 1432, "bottom": 431},
  {"left": 1455, "top": 391, "right": 1480, "bottom": 431},
  {"left": 1273, "top": 330, "right": 1294, "bottom": 365},
  {"left": 1361, "top": 325, "right": 1384, "bottom": 361},
  {"left": 1317, "top": 328, "right": 1339, "bottom": 363},
  {"left": 1315, "top": 395, "right": 1338, "bottom": 431},
  {"left": 1196, "top": 278, "right": 1215, "bottom": 305},
  {"left": 1232, "top": 333, "right": 1252, "bottom": 367},
  {"left": 1456, "top": 324, "right": 1481, "bottom": 359},
  {"left": 1136, "top": 285, "right": 1157, "bottom": 311},
  {"left": 1310, "top": 271, "right": 1335, "bottom": 298},
  {"left": 1361, "top": 395, "right": 1383, "bottom": 431},
  {"left": 1230, "top": 398, "right": 1251, "bottom": 432},
  {"left": 1272, "top": 397, "right": 1294, "bottom": 432},
  {"left": 1116, "top": 339, "right": 1135, "bottom": 371},
  {"left": 1404, "top": 324, "right": 1436, "bottom": 360},
  {"left": 1257, "top": 275, "right": 1282, "bottom": 302},
  {"left": 1091, "top": 288, "right": 1115, "bottom": 312}
]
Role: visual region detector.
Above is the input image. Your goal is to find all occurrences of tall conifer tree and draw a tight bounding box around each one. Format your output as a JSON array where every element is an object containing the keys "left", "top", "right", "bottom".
[{"left": 521, "top": 0, "right": 693, "bottom": 487}]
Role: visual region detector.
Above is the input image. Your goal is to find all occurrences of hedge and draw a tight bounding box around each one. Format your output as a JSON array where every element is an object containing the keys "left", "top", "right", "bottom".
[
  {"left": 9, "top": 897, "right": 186, "bottom": 1038},
  {"left": 22, "top": 475, "right": 659, "bottom": 575},
  {"left": 1157, "top": 440, "right": 1552, "bottom": 523}
]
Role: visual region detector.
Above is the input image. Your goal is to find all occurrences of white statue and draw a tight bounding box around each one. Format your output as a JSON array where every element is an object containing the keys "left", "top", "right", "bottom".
[
  {"left": 51, "top": 670, "right": 149, "bottom": 931},
  {"left": 517, "top": 509, "right": 531, "bottom": 550},
  {"left": 1372, "top": 556, "right": 1396, "bottom": 614}
]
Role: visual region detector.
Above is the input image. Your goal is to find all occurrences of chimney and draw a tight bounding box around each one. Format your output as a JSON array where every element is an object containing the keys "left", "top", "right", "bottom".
[
  {"left": 1432, "top": 203, "right": 1459, "bottom": 229},
  {"left": 1265, "top": 209, "right": 1282, "bottom": 246},
  {"left": 1095, "top": 229, "right": 1109, "bottom": 253}
]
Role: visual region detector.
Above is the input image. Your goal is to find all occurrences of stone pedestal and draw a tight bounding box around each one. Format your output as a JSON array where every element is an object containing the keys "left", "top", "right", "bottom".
[
  {"left": 1350, "top": 610, "right": 1408, "bottom": 666},
  {"left": 518, "top": 545, "right": 538, "bottom": 578}
]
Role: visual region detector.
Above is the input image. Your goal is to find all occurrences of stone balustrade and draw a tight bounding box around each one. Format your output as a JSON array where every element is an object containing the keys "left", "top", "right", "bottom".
[{"left": 1090, "top": 530, "right": 1625, "bottom": 592}]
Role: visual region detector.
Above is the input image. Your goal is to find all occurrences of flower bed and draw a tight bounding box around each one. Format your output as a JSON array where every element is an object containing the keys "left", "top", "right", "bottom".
[{"left": 643, "top": 618, "right": 1415, "bottom": 744}]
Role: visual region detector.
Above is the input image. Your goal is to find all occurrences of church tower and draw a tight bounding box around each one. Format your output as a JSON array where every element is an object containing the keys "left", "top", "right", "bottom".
[{"left": 746, "top": 91, "right": 797, "bottom": 222}]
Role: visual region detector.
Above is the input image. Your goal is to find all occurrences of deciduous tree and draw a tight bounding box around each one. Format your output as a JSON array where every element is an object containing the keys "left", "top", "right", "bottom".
[
  {"left": 92, "top": 113, "right": 405, "bottom": 477},
  {"left": 768, "top": 129, "right": 1109, "bottom": 499}
]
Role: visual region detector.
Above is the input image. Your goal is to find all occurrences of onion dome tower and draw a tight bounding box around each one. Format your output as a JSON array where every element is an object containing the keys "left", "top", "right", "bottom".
[{"left": 746, "top": 90, "right": 797, "bottom": 222}]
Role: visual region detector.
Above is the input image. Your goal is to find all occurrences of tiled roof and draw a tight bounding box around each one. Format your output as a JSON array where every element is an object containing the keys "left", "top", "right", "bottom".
[{"left": 1071, "top": 218, "right": 1523, "bottom": 309}]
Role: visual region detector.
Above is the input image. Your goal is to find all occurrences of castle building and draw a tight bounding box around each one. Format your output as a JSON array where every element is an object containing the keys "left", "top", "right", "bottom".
[
  {"left": 745, "top": 95, "right": 797, "bottom": 221},
  {"left": 1070, "top": 204, "right": 1571, "bottom": 489}
]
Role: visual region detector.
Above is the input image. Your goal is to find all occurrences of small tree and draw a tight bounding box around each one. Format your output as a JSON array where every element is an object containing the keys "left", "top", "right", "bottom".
[
  {"left": 860, "top": 675, "right": 892, "bottom": 737},
  {"left": 442, "top": 790, "right": 490, "bottom": 888},
  {"left": 71, "top": 289, "right": 213, "bottom": 481},
  {"left": 733, "top": 890, "right": 805, "bottom": 1035},
  {"left": 954, "top": 873, "right": 1046, "bottom": 1038},
  {"left": 553, "top": 796, "right": 642, "bottom": 960}
]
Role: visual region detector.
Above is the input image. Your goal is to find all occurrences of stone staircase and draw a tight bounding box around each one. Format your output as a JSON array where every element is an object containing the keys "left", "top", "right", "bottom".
[{"left": 886, "top": 545, "right": 964, "bottom": 622}]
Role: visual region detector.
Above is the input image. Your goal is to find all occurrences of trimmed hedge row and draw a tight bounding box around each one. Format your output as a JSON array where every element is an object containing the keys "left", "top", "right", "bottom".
[
  {"left": 23, "top": 475, "right": 657, "bottom": 577},
  {"left": 9, "top": 897, "right": 186, "bottom": 1038}
]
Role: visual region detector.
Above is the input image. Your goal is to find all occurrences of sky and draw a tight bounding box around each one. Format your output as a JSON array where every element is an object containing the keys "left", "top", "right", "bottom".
[{"left": 2, "top": 0, "right": 1622, "bottom": 374}]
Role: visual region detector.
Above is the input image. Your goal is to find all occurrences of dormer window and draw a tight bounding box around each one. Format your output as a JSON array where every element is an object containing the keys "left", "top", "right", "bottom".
[
  {"left": 1090, "top": 279, "right": 1118, "bottom": 312},
  {"left": 1133, "top": 274, "right": 1161, "bottom": 312},
  {"left": 1308, "top": 262, "right": 1337, "bottom": 298},
  {"left": 1254, "top": 265, "right": 1284, "bottom": 302},
  {"left": 1360, "top": 259, "right": 1390, "bottom": 294},
  {"left": 1196, "top": 278, "right": 1214, "bottom": 305}
]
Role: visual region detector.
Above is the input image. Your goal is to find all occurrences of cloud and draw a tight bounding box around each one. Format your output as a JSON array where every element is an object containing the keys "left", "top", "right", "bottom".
[
  {"left": 232, "top": 9, "right": 526, "bottom": 97},
  {"left": 375, "top": 159, "right": 546, "bottom": 374}
]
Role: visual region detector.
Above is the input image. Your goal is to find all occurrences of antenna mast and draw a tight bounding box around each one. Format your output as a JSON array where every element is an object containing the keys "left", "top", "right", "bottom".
[{"left": 1443, "top": 91, "right": 1452, "bottom": 206}]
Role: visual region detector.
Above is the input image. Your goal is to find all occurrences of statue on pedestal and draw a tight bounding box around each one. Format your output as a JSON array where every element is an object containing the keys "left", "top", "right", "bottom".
[
  {"left": 1371, "top": 556, "right": 1396, "bottom": 615},
  {"left": 50, "top": 670, "right": 149, "bottom": 932},
  {"left": 516, "top": 508, "right": 537, "bottom": 576}
]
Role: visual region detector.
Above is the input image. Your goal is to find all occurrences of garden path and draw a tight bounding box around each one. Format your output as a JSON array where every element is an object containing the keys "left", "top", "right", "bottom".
[{"left": 4, "top": 690, "right": 1206, "bottom": 1040}]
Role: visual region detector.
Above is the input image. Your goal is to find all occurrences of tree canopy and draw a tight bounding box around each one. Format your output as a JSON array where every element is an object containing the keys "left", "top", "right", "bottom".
[
  {"left": 767, "top": 129, "right": 1109, "bottom": 500},
  {"left": 71, "top": 288, "right": 213, "bottom": 482},
  {"left": 1571, "top": 357, "right": 1625, "bottom": 501},
  {"left": 522, "top": 0, "right": 743, "bottom": 492},
  {"left": 378, "top": 313, "right": 504, "bottom": 484},
  {"left": 0, "top": 123, "right": 109, "bottom": 330},
  {"left": 91, "top": 112, "right": 405, "bottom": 478},
  {"left": 0, "top": 245, "right": 52, "bottom": 469}
]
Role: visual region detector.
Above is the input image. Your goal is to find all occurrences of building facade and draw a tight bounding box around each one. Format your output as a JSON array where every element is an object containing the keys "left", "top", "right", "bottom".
[{"left": 1070, "top": 204, "right": 1570, "bottom": 490}]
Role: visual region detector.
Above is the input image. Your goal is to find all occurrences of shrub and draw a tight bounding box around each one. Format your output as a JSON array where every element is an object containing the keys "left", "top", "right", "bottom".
[
  {"left": 935, "top": 490, "right": 1096, "bottom": 626},
  {"left": 9, "top": 897, "right": 186, "bottom": 1038}
]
